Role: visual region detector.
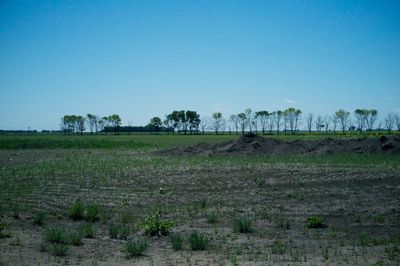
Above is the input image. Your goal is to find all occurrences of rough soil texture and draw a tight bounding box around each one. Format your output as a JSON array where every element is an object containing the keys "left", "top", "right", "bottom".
[
  {"left": 1, "top": 149, "right": 399, "bottom": 265},
  {"left": 161, "top": 134, "right": 400, "bottom": 156}
]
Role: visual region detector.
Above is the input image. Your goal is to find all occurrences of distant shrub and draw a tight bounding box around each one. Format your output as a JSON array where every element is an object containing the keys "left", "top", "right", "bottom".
[
  {"left": 189, "top": 231, "right": 209, "bottom": 251},
  {"left": 144, "top": 212, "right": 174, "bottom": 237},
  {"left": 233, "top": 216, "right": 253, "bottom": 233},
  {"left": 306, "top": 215, "right": 327, "bottom": 228},
  {"left": 170, "top": 233, "right": 183, "bottom": 251},
  {"left": 69, "top": 201, "right": 84, "bottom": 221},
  {"left": 125, "top": 238, "right": 148, "bottom": 257}
]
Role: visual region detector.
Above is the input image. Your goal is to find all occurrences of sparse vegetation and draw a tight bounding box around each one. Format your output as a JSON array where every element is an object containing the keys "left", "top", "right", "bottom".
[
  {"left": 85, "top": 203, "right": 101, "bottom": 222},
  {"left": 45, "top": 226, "right": 69, "bottom": 244},
  {"left": 306, "top": 215, "right": 327, "bottom": 228},
  {"left": 125, "top": 237, "right": 149, "bottom": 257},
  {"left": 189, "top": 231, "right": 209, "bottom": 251},
  {"left": 108, "top": 223, "right": 130, "bottom": 239},
  {"left": 32, "top": 212, "right": 46, "bottom": 226},
  {"left": 170, "top": 232, "right": 183, "bottom": 251},
  {"left": 233, "top": 215, "right": 253, "bottom": 233},
  {"left": 143, "top": 212, "right": 174, "bottom": 237},
  {"left": 80, "top": 223, "right": 95, "bottom": 238},
  {"left": 69, "top": 201, "right": 84, "bottom": 221},
  {"left": 206, "top": 211, "right": 218, "bottom": 224}
]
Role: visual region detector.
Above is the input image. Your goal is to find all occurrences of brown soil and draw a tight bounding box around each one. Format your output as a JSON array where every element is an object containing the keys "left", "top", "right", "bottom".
[{"left": 161, "top": 134, "right": 400, "bottom": 156}]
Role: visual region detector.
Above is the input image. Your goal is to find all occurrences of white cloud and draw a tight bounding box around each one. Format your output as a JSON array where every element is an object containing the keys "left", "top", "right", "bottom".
[
  {"left": 214, "top": 103, "right": 230, "bottom": 113},
  {"left": 387, "top": 96, "right": 394, "bottom": 100},
  {"left": 285, "top": 99, "right": 296, "bottom": 104}
]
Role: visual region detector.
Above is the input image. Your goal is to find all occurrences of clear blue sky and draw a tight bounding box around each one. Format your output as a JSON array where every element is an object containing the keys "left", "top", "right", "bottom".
[{"left": 0, "top": 0, "right": 399, "bottom": 130}]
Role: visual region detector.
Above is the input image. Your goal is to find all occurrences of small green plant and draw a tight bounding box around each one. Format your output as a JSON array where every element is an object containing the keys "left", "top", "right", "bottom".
[
  {"left": 306, "top": 215, "right": 327, "bottom": 228},
  {"left": 125, "top": 237, "right": 149, "bottom": 257},
  {"left": 109, "top": 223, "right": 130, "bottom": 239},
  {"left": 51, "top": 243, "right": 69, "bottom": 257},
  {"left": 233, "top": 216, "right": 253, "bottom": 233},
  {"left": 373, "top": 214, "right": 385, "bottom": 223},
  {"left": 80, "top": 223, "right": 95, "bottom": 238},
  {"left": 170, "top": 232, "right": 183, "bottom": 251},
  {"left": 199, "top": 198, "right": 208, "bottom": 209},
  {"left": 271, "top": 240, "right": 286, "bottom": 254},
  {"left": 206, "top": 211, "right": 218, "bottom": 224},
  {"left": 144, "top": 212, "right": 174, "bottom": 236},
  {"left": 277, "top": 216, "right": 290, "bottom": 229},
  {"left": 0, "top": 222, "right": 11, "bottom": 239},
  {"left": 69, "top": 201, "right": 84, "bottom": 221},
  {"left": 33, "top": 212, "right": 47, "bottom": 226},
  {"left": 68, "top": 231, "right": 83, "bottom": 246},
  {"left": 189, "top": 231, "right": 209, "bottom": 251},
  {"left": 45, "top": 226, "right": 68, "bottom": 244},
  {"left": 85, "top": 204, "right": 101, "bottom": 222}
]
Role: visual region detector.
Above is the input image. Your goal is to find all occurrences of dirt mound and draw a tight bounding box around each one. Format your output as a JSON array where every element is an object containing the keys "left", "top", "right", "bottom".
[{"left": 161, "top": 135, "right": 400, "bottom": 156}]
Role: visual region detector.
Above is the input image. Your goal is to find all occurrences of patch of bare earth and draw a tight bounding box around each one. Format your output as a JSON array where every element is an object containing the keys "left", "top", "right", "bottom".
[{"left": 0, "top": 149, "right": 399, "bottom": 265}]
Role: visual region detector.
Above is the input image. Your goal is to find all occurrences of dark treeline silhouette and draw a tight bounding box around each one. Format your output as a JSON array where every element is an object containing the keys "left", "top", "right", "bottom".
[{"left": 59, "top": 108, "right": 400, "bottom": 136}]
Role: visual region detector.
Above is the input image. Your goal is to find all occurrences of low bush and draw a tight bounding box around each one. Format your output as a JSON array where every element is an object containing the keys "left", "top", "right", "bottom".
[
  {"left": 144, "top": 212, "right": 174, "bottom": 237},
  {"left": 69, "top": 201, "right": 84, "bottom": 221}
]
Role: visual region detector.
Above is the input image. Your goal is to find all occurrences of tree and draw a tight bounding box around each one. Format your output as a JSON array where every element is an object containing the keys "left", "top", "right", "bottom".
[
  {"left": 163, "top": 114, "right": 174, "bottom": 135},
  {"left": 324, "top": 116, "right": 331, "bottom": 134},
  {"left": 285, "top": 108, "right": 302, "bottom": 134},
  {"left": 212, "top": 112, "right": 223, "bottom": 135},
  {"left": 395, "top": 113, "right": 400, "bottom": 132},
  {"left": 199, "top": 116, "right": 209, "bottom": 135},
  {"left": 335, "top": 109, "right": 350, "bottom": 134},
  {"left": 244, "top": 108, "right": 253, "bottom": 133},
  {"left": 237, "top": 113, "right": 247, "bottom": 134},
  {"left": 268, "top": 111, "right": 275, "bottom": 134},
  {"left": 315, "top": 115, "right": 324, "bottom": 133},
  {"left": 384, "top": 113, "right": 395, "bottom": 134},
  {"left": 365, "top": 109, "right": 378, "bottom": 132},
  {"left": 61, "top": 115, "right": 74, "bottom": 135},
  {"left": 354, "top": 109, "right": 366, "bottom": 133},
  {"left": 86, "top": 114, "right": 98, "bottom": 134},
  {"left": 149, "top": 117, "right": 162, "bottom": 133},
  {"left": 255, "top": 111, "right": 269, "bottom": 135},
  {"left": 275, "top": 111, "right": 282, "bottom": 134},
  {"left": 76, "top": 116, "right": 86, "bottom": 134},
  {"left": 108, "top": 114, "right": 121, "bottom": 134},
  {"left": 170, "top": 111, "right": 181, "bottom": 134},
  {"left": 305, "top": 113, "right": 314, "bottom": 134},
  {"left": 229, "top": 114, "right": 240, "bottom": 135},
  {"left": 186, "top": 111, "right": 200, "bottom": 134}
]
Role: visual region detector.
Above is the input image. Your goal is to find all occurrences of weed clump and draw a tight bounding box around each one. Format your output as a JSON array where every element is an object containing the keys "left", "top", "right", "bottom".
[
  {"left": 233, "top": 216, "right": 253, "bottom": 233},
  {"left": 33, "top": 212, "right": 47, "bottom": 226},
  {"left": 51, "top": 243, "right": 69, "bottom": 257},
  {"left": 170, "top": 232, "right": 183, "bottom": 251},
  {"left": 80, "top": 223, "right": 95, "bottom": 238},
  {"left": 69, "top": 231, "right": 83, "bottom": 246},
  {"left": 271, "top": 240, "right": 286, "bottom": 254},
  {"left": 144, "top": 212, "right": 174, "bottom": 236},
  {"left": 69, "top": 201, "right": 84, "bottom": 221},
  {"left": 189, "top": 231, "right": 209, "bottom": 251},
  {"left": 0, "top": 221, "right": 11, "bottom": 238},
  {"left": 306, "top": 215, "right": 327, "bottom": 228},
  {"left": 125, "top": 237, "right": 149, "bottom": 257},
  {"left": 206, "top": 211, "right": 218, "bottom": 224},
  {"left": 109, "top": 223, "right": 131, "bottom": 239},
  {"left": 85, "top": 204, "right": 101, "bottom": 222},
  {"left": 45, "top": 226, "right": 69, "bottom": 244}
]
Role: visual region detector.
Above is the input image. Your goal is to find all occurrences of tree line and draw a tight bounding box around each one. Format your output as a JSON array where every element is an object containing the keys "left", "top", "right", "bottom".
[{"left": 61, "top": 108, "right": 400, "bottom": 135}]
